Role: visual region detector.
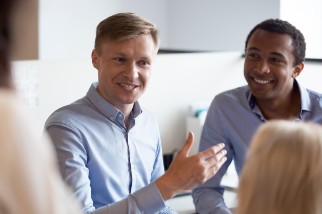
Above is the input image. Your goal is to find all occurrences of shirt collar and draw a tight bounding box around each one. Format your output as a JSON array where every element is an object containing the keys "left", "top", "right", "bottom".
[
  {"left": 86, "top": 82, "right": 142, "bottom": 121},
  {"left": 246, "top": 79, "right": 311, "bottom": 120},
  {"left": 247, "top": 89, "right": 265, "bottom": 121},
  {"left": 297, "top": 80, "right": 311, "bottom": 112}
]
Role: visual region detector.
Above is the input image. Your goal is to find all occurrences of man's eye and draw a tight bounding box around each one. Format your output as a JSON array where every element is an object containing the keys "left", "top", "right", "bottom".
[
  {"left": 114, "top": 58, "right": 125, "bottom": 63},
  {"left": 271, "top": 57, "right": 282, "bottom": 63},
  {"left": 138, "top": 60, "right": 150, "bottom": 66},
  {"left": 248, "top": 53, "right": 258, "bottom": 58}
]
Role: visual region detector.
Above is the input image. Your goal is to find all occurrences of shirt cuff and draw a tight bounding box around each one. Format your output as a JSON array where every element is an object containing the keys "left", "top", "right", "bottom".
[{"left": 132, "top": 182, "right": 166, "bottom": 213}]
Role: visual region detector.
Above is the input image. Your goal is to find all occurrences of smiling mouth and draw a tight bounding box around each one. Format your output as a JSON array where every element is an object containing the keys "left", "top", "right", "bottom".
[
  {"left": 253, "top": 78, "right": 273, "bottom": 85},
  {"left": 119, "top": 83, "right": 138, "bottom": 91}
]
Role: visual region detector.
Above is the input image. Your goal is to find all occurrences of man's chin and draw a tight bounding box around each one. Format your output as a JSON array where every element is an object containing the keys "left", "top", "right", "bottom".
[{"left": 122, "top": 97, "right": 140, "bottom": 105}]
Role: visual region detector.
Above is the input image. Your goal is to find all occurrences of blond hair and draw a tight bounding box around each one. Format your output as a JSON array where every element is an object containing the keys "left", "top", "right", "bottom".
[
  {"left": 237, "top": 120, "right": 322, "bottom": 214},
  {"left": 94, "top": 12, "right": 159, "bottom": 53}
]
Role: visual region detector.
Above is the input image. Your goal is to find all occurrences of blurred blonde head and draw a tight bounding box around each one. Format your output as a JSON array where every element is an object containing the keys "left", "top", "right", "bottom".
[{"left": 237, "top": 120, "right": 322, "bottom": 214}]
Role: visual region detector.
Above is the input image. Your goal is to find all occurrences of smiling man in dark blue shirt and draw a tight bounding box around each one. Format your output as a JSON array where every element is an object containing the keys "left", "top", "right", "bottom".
[{"left": 192, "top": 19, "right": 322, "bottom": 214}]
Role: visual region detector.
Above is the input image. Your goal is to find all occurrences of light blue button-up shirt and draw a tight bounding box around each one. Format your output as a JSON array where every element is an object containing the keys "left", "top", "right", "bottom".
[
  {"left": 192, "top": 80, "right": 322, "bottom": 214},
  {"left": 45, "top": 82, "right": 175, "bottom": 214}
]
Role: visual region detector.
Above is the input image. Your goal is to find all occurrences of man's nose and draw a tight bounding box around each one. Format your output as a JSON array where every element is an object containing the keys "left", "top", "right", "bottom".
[
  {"left": 256, "top": 60, "right": 270, "bottom": 74},
  {"left": 124, "top": 62, "right": 139, "bottom": 78}
]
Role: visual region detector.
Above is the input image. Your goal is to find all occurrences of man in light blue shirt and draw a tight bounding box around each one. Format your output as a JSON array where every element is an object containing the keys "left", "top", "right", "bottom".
[
  {"left": 45, "top": 13, "right": 227, "bottom": 214},
  {"left": 192, "top": 19, "right": 322, "bottom": 214}
]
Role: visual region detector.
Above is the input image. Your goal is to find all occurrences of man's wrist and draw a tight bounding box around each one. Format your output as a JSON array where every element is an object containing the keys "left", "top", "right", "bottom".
[{"left": 155, "top": 174, "right": 177, "bottom": 201}]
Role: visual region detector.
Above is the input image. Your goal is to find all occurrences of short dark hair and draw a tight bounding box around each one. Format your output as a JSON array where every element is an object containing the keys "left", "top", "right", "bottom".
[
  {"left": 94, "top": 12, "right": 159, "bottom": 54},
  {"left": 244, "top": 19, "right": 306, "bottom": 66}
]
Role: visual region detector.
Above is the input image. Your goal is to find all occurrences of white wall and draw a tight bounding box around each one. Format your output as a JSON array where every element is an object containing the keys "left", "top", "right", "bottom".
[
  {"left": 13, "top": 52, "right": 322, "bottom": 154},
  {"left": 39, "top": 0, "right": 169, "bottom": 60},
  {"left": 12, "top": 58, "right": 97, "bottom": 132},
  {"left": 280, "top": 0, "right": 322, "bottom": 59},
  {"left": 141, "top": 52, "right": 246, "bottom": 153},
  {"left": 39, "top": 0, "right": 280, "bottom": 60},
  {"left": 166, "top": 0, "right": 280, "bottom": 51}
]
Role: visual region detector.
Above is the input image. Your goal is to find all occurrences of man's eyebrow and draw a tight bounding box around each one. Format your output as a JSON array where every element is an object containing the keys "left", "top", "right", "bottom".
[
  {"left": 139, "top": 56, "right": 153, "bottom": 61},
  {"left": 247, "top": 47, "right": 259, "bottom": 52},
  {"left": 269, "top": 52, "right": 285, "bottom": 59},
  {"left": 246, "top": 48, "right": 285, "bottom": 58}
]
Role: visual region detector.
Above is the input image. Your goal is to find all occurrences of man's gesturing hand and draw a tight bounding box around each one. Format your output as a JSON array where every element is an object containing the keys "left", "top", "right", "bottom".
[{"left": 156, "top": 131, "right": 227, "bottom": 200}]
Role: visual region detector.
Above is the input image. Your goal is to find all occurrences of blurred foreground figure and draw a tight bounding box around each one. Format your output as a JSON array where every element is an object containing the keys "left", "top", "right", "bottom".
[
  {"left": 0, "top": 0, "right": 81, "bottom": 213},
  {"left": 238, "top": 120, "right": 322, "bottom": 214}
]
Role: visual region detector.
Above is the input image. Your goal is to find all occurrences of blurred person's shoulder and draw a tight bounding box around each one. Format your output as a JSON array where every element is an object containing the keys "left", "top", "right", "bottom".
[
  {"left": 0, "top": 88, "right": 43, "bottom": 148},
  {"left": 0, "top": 89, "right": 18, "bottom": 110}
]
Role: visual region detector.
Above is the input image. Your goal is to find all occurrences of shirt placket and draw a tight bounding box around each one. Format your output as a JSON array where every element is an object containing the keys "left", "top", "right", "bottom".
[
  {"left": 127, "top": 133, "right": 136, "bottom": 193},
  {"left": 115, "top": 112, "right": 137, "bottom": 194}
]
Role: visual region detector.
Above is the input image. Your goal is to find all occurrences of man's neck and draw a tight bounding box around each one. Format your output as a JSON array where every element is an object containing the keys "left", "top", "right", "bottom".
[{"left": 256, "top": 87, "right": 301, "bottom": 120}]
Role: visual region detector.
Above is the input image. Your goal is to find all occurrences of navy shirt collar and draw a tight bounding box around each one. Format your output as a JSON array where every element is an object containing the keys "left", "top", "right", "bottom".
[{"left": 246, "top": 79, "right": 311, "bottom": 120}]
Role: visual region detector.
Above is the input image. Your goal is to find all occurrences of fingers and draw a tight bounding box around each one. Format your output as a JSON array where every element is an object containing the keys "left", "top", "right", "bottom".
[
  {"left": 177, "top": 131, "right": 194, "bottom": 158},
  {"left": 199, "top": 143, "right": 226, "bottom": 160},
  {"left": 205, "top": 144, "right": 227, "bottom": 167},
  {"left": 164, "top": 140, "right": 227, "bottom": 193},
  {"left": 197, "top": 143, "right": 227, "bottom": 177},
  {"left": 208, "top": 150, "right": 227, "bottom": 175}
]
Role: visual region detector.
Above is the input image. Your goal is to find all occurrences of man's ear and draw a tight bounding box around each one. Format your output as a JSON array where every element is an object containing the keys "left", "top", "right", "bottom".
[
  {"left": 292, "top": 62, "right": 304, "bottom": 78},
  {"left": 91, "top": 49, "right": 99, "bottom": 70}
]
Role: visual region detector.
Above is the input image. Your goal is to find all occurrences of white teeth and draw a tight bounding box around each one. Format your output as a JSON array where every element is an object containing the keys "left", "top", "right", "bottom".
[
  {"left": 119, "top": 83, "right": 136, "bottom": 90},
  {"left": 254, "top": 78, "right": 271, "bottom": 84}
]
